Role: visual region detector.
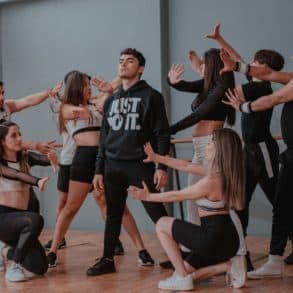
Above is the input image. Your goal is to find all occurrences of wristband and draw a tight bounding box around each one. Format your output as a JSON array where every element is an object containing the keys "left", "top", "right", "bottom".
[
  {"left": 240, "top": 101, "right": 252, "bottom": 113},
  {"left": 235, "top": 62, "right": 249, "bottom": 75}
]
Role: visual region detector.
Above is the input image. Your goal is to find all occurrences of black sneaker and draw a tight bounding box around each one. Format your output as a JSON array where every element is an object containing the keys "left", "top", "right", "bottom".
[
  {"left": 86, "top": 257, "right": 116, "bottom": 276},
  {"left": 245, "top": 251, "right": 254, "bottom": 272},
  {"left": 284, "top": 252, "right": 293, "bottom": 265},
  {"left": 44, "top": 238, "right": 67, "bottom": 251},
  {"left": 138, "top": 249, "right": 154, "bottom": 266},
  {"left": 47, "top": 252, "right": 57, "bottom": 268},
  {"left": 159, "top": 260, "right": 174, "bottom": 269},
  {"left": 114, "top": 239, "right": 125, "bottom": 256}
]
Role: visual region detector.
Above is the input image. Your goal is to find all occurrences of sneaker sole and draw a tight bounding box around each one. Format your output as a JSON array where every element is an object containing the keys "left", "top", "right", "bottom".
[
  {"left": 247, "top": 273, "right": 282, "bottom": 279},
  {"left": 138, "top": 260, "right": 154, "bottom": 266},
  {"left": 158, "top": 283, "right": 194, "bottom": 290}
]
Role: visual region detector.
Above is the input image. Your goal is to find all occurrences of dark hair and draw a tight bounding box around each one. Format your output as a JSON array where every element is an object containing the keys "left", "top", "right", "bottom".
[
  {"left": 120, "top": 48, "right": 146, "bottom": 67},
  {"left": 64, "top": 70, "right": 79, "bottom": 84},
  {"left": 0, "top": 81, "right": 3, "bottom": 87},
  {"left": 0, "top": 121, "right": 29, "bottom": 173},
  {"left": 210, "top": 128, "right": 245, "bottom": 210},
  {"left": 196, "top": 48, "right": 235, "bottom": 126},
  {"left": 254, "top": 50, "right": 284, "bottom": 71},
  {"left": 58, "top": 71, "right": 88, "bottom": 133}
]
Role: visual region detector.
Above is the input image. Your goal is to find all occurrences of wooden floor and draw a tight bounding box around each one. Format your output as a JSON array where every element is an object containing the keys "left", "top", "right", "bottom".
[{"left": 1, "top": 231, "right": 293, "bottom": 293}]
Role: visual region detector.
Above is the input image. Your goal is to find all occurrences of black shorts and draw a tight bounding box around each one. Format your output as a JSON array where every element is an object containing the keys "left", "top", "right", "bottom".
[
  {"left": 57, "top": 164, "right": 71, "bottom": 193},
  {"left": 70, "top": 146, "right": 98, "bottom": 184},
  {"left": 172, "top": 215, "right": 239, "bottom": 268}
]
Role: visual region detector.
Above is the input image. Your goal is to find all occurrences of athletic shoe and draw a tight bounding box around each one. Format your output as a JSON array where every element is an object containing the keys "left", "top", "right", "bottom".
[
  {"left": 138, "top": 249, "right": 154, "bottom": 266},
  {"left": 226, "top": 255, "right": 247, "bottom": 288},
  {"left": 5, "top": 263, "right": 26, "bottom": 282},
  {"left": 284, "top": 252, "right": 293, "bottom": 265},
  {"left": 86, "top": 257, "right": 116, "bottom": 276},
  {"left": 47, "top": 252, "right": 57, "bottom": 268},
  {"left": 159, "top": 260, "right": 174, "bottom": 269},
  {"left": 44, "top": 238, "right": 67, "bottom": 251},
  {"left": 158, "top": 271, "right": 194, "bottom": 291},
  {"left": 247, "top": 255, "right": 283, "bottom": 279},
  {"left": 114, "top": 239, "right": 125, "bottom": 256}
]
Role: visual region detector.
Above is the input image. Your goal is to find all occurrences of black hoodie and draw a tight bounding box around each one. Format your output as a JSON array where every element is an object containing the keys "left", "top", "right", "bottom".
[{"left": 95, "top": 80, "right": 170, "bottom": 174}]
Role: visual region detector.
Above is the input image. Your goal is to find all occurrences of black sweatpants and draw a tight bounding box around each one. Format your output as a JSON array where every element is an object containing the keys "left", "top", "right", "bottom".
[
  {"left": 270, "top": 152, "right": 293, "bottom": 255},
  {"left": 0, "top": 206, "right": 48, "bottom": 275},
  {"left": 102, "top": 159, "right": 168, "bottom": 258},
  {"left": 237, "top": 137, "right": 279, "bottom": 236}
]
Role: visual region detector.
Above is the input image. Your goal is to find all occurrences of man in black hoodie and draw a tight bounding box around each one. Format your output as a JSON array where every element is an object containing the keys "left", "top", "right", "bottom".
[{"left": 86, "top": 48, "right": 170, "bottom": 276}]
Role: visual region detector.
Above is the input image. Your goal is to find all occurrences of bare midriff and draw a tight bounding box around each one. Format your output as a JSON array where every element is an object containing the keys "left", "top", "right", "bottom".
[
  {"left": 73, "top": 131, "right": 100, "bottom": 146},
  {"left": 192, "top": 120, "right": 224, "bottom": 137}
]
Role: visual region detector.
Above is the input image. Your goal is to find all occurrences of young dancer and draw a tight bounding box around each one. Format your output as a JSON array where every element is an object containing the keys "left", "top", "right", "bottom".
[
  {"left": 45, "top": 72, "right": 151, "bottom": 258},
  {"left": 87, "top": 48, "right": 170, "bottom": 276},
  {"left": 128, "top": 128, "right": 246, "bottom": 290},
  {"left": 206, "top": 23, "right": 284, "bottom": 270},
  {"left": 221, "top": 50, "right": 293, "bottom": 277},
  {"left": 0, "top": 121, "right": 56, "bottom": 282},
  {"left": 167, "top": 48, "right": 235, "bottom": 227}
]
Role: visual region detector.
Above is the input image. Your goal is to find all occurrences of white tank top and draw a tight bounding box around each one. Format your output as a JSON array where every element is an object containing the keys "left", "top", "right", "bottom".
[{"left": 60, "top": 132, "right": 76, "bottom": 165}]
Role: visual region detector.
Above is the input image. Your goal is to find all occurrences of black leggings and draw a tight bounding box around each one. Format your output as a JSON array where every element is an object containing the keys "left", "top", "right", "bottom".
[
  {"left": 270, "top": 156, "right": 293, "bottom": 255},
  {"left": 0, "top": 206, "right": 48, "bottom": 275},
  {"left": 237, "top": 137, "right": 279, "bottom": 236},
  {"left": 102, "top": 159, "right": 168, "bottom": 258},
  {"left": 172, "top": 215, "right": 239, "bottom": 268}
]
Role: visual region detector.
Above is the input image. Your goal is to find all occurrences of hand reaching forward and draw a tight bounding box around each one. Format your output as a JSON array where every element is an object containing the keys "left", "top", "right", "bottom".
[
  {"left": 38, "top": 177, "right": 49, "bottom": 192},
  {"left": 127, "top": 181, "right": 150, "bottom": 201},
  {"left": 143, "top": 142, "right": 156, "bottom": 163},
  {"left": 223, "top": 88, "right": 245, "bottom": 111}
]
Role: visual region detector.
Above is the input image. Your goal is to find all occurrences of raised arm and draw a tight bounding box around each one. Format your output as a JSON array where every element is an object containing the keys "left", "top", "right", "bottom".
[
  {"left": 220, "top": 49, "right": 293, "bottom": 84},
  {"left": 127, "top": 177, "right": 210, "bottom": 203},
  {"left": 168, "top": 64, "right": 204, "bottom": 93},
  {"left": 5, "top": 81, "right": 63, "bottom": 113},
  {"left": 225, "top": 80, "right": 293, "bottom": 112},
  {"left": 143, "top": 142, "right": 207, "bottom": 176},
  {"left": 206, "top": 24, "right": 245, "bottom": 63},
  {"left": 188, "top": 50, "right": 204, "bottom": 76}
]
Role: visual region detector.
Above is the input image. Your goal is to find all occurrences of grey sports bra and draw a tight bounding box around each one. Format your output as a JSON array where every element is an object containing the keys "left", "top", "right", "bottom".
[{"left": 196, "top": 198, "right": 226, "bottom": 212}]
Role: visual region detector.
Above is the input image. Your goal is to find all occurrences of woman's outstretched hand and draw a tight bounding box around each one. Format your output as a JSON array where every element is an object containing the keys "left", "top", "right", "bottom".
[
  {"left": 38, "top": 177, "right": 49, "bottom": 192},
  {"left": 127, "top": 181, "right": 150, "bottom": 201},
  {"left": 168, "top": 64, "right": 185, "bottom": 84},
  {"left": 143, "top": 142, "right": 156, "bottom": 163}
]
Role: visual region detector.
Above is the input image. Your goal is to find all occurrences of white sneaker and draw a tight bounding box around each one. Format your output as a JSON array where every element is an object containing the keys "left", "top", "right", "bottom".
[
  {"left": 226, "top": 255, "right": 247, "bottom": 288},
  {"left": 158, "top": 271, "right": 194, "bottom": 291},
  {"left": 5, "top": 263, "right": 26, "bottom": 282},
  {"left": 0, "top": 241, "right": 6, "bottom": 272},
  {"left": 248, "top": 256, "right": 283, "bottom": 279}
]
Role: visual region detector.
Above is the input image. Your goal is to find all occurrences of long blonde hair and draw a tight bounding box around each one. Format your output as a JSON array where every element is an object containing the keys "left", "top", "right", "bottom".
[{"left": 210, "top": 128, "right": 245, "bottom": 210}]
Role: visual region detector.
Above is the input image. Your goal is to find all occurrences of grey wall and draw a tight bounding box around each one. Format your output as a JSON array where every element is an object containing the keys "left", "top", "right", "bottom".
[
  {"left": 0, "top": 0, "right": 163, "bottom": 232},
  {"left": 0, "top": 0, "right": 292, "bottom": 235},
  {"left": 167, "top": 0, "right": 292, "bottom": 235}
]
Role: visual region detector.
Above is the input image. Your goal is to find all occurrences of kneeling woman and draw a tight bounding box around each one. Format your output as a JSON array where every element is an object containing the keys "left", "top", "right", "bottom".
[
  {"left": 128, "top": 128, "right": 246, "bottom": 291},
  {"left": 0, "top": 121, "right": 55, "bottom": 282}
]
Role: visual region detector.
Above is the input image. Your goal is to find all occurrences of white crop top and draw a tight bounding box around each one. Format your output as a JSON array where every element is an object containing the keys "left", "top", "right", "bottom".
[
  {"left": 0, "top": 161, "right": 29, "bottom": 193},
  {"left": 66, "top": 105, "right": 102, "bottom": 138},
  {"left": 195, "top": 198, "right": 226, "bottom": 212},
  {"left": 60, "top": 132, "right": 76, "bottom": 165}
]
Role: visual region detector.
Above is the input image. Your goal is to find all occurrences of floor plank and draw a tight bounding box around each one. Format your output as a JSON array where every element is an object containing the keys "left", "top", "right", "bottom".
[{"left": 1, "top": 231, "right": 293, "bottom": 292}]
